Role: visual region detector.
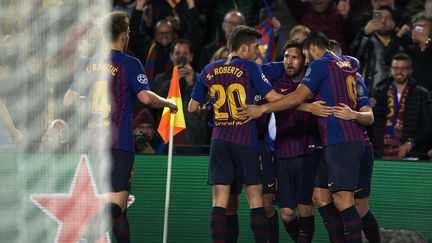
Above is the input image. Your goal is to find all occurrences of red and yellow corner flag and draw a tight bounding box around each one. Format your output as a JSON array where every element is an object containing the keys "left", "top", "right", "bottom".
[{"left": 157, "top": 66, "right": 186, "bottom": 144}]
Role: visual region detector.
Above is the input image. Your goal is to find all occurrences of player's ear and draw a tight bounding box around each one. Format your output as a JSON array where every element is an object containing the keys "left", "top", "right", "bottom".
[{"left": 241, "top": 44, "right": 247, "bottom": 53}]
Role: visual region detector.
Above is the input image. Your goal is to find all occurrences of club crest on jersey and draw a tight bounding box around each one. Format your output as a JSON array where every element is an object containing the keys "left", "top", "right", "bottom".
[
  {"left": 357, "top": 84, "right": 365, "bottom": 96},
  {"left": 137, "top": 74, "right": 148, "bottom": 84}
]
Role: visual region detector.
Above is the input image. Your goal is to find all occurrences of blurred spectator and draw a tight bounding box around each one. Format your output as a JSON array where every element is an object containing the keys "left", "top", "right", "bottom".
[
  {"left": 39, "top": 119, "right": 70, "bottom": 153},
  {"left": 385, "top": 12, "right": 432, "bottom": 91},
  {"left": 156, "top": 39, "right": 209, "bottom": 145},
  {"left": 370, "top": 53, "right": 432, "bottom": 160},
  {"left": 113, "top": 0, "right": 136, "bottom": 16},
  {"left": 133, "top": 108, "right": 165, "bottom": 154},
  {"left": 285, "top": 0, "right": 349, "bottom": 53},
  {"left": 427, "top": 0, "right": 432, "bottom": 15},
  {"left": 209, "top": 46, "right": 229, "bottom": 63},
  {"left": 142, "top": 0, "right": 202, "bottom": 42},
  {"left": 201, "top": 0, "right": 265, "bottom": 42},
  {"left": 339, "top": 0, "right": 411, "bottom": 45},
  {"left": 197, "top": 10, "right": 245, "bottom": 71},
  {"left": 350, "top": 6, "right": 396, "bottom": 92},
  {"left": 0, "top": 99, "right": 23, "bottom": 143},
  {"left": 130, "top": 5, "right": 175, "bottom": 81},
  {"left": 288, "top": 24, "right": 311, "bottom": 41},
  {"left": 259, "top": 0, "right": 297, "bottom": 43}
]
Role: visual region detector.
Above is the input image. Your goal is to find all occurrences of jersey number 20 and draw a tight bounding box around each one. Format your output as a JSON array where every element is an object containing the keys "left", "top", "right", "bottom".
[{"left": 210, "top": 83, "right": 246, "bottom": 120}]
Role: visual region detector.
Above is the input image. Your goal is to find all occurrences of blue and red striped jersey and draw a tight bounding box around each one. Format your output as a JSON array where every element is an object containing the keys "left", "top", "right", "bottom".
[
  {"left": 71, "top": 50, "right": 151, "bottom": 152},
  {"left": 355, "top": 73, "right": 373, "bottom": 153},
  {"left": 301, "top": 52, "right": 364, "bottom": 146},
  {"left": 191, "top": 56, "right": 273, "bottom": 147},
  {"left": 262, "top": 62, "right": 321, "bottom": 158}
]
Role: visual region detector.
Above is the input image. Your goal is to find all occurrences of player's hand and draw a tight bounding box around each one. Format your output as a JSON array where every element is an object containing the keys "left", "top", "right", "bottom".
[
  {"left": 167, "top": 99, "right": 178, "bottom": 114},
  {"left": 309, "top": 101, "right": 333, "bottom": 117},
  {"left": 332, "top": 103, "right": 355, "bottom": 120},
  {"left": 427, "top": 148, "right": 432, "bottom": 160},
  {"left": 397, "top": 142, "right": 412, "bottom": 159},
  {"left": 237, "top": 105, "right": 265, "bottom": 123},
  {"left": 337, "top": 0, "right": 350, "bottom": 18}
]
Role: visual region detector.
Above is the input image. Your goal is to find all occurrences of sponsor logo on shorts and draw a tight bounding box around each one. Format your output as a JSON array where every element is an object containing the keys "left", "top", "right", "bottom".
[
  {"left": 327, "top": 181, "right": 335, "bottom": 187},
  {"left": 267, "top": 182, "right": 275, "bottom": 188}
]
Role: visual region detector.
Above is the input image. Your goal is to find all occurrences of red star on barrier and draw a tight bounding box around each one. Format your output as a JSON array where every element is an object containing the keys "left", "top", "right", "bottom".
[{"left": 30, "top": 155, "right": 110, "bottom": 243}]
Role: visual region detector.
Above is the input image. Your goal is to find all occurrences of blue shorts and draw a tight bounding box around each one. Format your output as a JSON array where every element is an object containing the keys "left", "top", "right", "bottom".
[
  {"left": 110, "top": 149, "right": 135, "bottom": 193},
  {"left": 315, "top": 142, "right": 364, "bottom": 192},
  {"left": 355, "top": 145, "right": 374, "bottom": 199},
  {"left": 208, "top": 140, "right": 261, "bottom": 189},
  {"left": 259, "top": 140, "right": 276, "bottom": 195},
  {"left": 275, "top": 151, "right": 321, "bottom": 209}
]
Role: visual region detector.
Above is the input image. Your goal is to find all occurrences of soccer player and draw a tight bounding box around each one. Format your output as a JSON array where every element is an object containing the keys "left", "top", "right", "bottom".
[
  {"left": 262, "top": 39, "right": 331, "bottom": 243},
  {"left": 188, "top": 25, "right": 282, "bottom": 243},
  {"left": 328, "top": 40, "right": 381, "bottom": 243},
  {"left": 224, "top": 111, "right": 278, "bottom": 243},
  {"left": 238, "top": 31, "right": 365, "bottom": 243},
  {"left": 64, "top": 11, "right": 177, "bottom": 243}
]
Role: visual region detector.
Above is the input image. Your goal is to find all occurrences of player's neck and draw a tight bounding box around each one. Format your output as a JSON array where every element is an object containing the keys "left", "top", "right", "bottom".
[
  {"left": 230, "top": 51, "right": 248, "bottom": 60},
  {"left": 109, "top": 43, "right": 125, "bottom": 53}
]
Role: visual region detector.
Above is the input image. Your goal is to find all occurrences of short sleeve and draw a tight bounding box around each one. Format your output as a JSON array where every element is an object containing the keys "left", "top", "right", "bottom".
[
  {"left": 260, "top": 62, "right": 284, "bottom": 83},
  {"left": 125, "top": 59, "right": 151, "bottom": 94},
  {"left": 301, "top": 60, "right": 326, "bottom": 93},
  {"left": 191, "top": 68, "right": 208, "bottom": 103},
  {"left": 356, "top": 75, "right": 371, "bottom": 109},
  {"left": 250, "top": 62, "right": 273, "bottom": 97}
]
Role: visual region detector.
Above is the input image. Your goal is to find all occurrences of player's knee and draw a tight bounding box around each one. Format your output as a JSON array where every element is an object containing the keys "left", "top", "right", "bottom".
[
  {"left": 298, "top": 204, "right": 314, "bottom": 217},
  {"left": 279, "top": 208, "right": 296, "bottom": 222},
  {"left": 333, "top": 191, "right": 354, "bottom": 211},
  {"left": 312, "top": 189, "right": 332, "bottom": 207}
]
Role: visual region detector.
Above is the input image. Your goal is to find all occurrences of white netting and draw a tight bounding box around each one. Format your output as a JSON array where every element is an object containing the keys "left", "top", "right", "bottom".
[{"left": 0, "top": 1, "right": 111, "bottom": 242}]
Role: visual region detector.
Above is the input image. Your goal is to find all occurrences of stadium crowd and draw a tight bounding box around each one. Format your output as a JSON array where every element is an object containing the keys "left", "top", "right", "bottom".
[{"left": 0, "top": 0, "right": 431, "bottom": 159}]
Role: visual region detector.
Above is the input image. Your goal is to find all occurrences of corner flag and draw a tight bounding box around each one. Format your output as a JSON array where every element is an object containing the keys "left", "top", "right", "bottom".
[{"left": 157, "top": 66, "right": 186, "bottom": 144}]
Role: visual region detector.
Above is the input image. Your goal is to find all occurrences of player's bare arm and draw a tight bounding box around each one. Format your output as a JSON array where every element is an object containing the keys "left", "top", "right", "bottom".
[
  {"left": 264, "top": 90, "right": 284, "bottom": 102},
  {"left": 187, "top": 98, "right": 202, "bottom": 115},
  {"left": 297, "top": 100, "right": 333, "bottom": 117},
  {"left": 137, "top": 90, "right": 178, "bottom": 113},
  {"left": 238, "top": 84, "right": 312, "bottom": 122},
  {"left": 332, "top": 104, "right": 374, "bottom": 125}
]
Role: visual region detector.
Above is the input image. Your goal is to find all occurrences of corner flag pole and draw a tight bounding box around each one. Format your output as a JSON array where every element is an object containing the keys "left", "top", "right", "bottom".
[{"left": 163, "top": 114, "right": 175, "bottom": 243}]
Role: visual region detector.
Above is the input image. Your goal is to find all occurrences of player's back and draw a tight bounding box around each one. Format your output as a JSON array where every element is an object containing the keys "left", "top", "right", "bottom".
[
  {"left": 199, "top": 56, "right": 273, "bottom": 147},
  {"left": 76, "top": 50, "right": 150, "bottom": 152},
  {"left": 302, "top": 52, "right": 364, "bottom": 146}
]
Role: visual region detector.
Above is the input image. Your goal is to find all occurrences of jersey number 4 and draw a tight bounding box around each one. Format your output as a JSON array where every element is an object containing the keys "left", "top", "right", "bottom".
[
  {"left": 92, "top": 80, "right": 111, "bottom": 117},
  {"left": 210, "top": 83, "right": 246, "bottom": 120}
]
